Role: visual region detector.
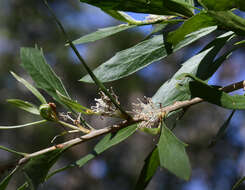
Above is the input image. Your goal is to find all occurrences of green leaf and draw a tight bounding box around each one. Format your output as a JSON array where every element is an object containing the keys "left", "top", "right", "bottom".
[
  {"left": 0, "top": 166, "right": 19, "bottom": 190},
  {"left": 23, "top": 149, "right": 65, "bottom": 189},
  {"left": 10, "top": 71, "right": 47, "bottom": 104},
  {"left": 7, "top": 99, "right": 40, "bottom": 115},
  {"left": 76, "top": 124, "right": 137, "bottom": 167},
  {"left": 198, "top": 0, "right": 245, "bottom": 11},
  {"left": 167, "top": 12, "right": 217, "bottom": 46},
  {"left": 56, "top": 91, "right": 92, "bottom": 114},
  {"left": 183, "top": 74, "right": 245, "bottom": 109},
  {"left": 47, "top": 124, "right": 138, "bottom": 179},
  {"left": 158, "top": 123, "right": 191, "bottom": 180},
  {"left": 0, "top": 120, "right": 47, "bottom": 130},
  {"left": 20, "top": 47, "right": 70, "bottom": 105},
  {"left": 80, "top": 0, "right": 194, "bottom": 17},
  {"left": 73, "top": 24, "right": 136, "bottom": 45},
  {"left": 134, "top": 147, "right": 160, "bottom": 190},
  {"left": 207, "top": 11, "right": 245, "bottom": 36},
  {"left": 164, "top": 0, "right": 195, "bottom": 16},
  {"left": 152, "top": 31, "right": 233, "bottom": 106},
  {"left": 209, "top": 110, "right": 235, "bottom": 147},
  {"left": 139, "top": 127, "right": 161, "bottom": 135},
  {"left": 81, "top": 26, "right": 217, "bottom": 83}
]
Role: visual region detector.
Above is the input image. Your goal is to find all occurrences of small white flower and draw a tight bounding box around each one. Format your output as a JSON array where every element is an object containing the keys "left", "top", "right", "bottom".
[
  {"left": 91, "top": 88, "right": 121, "bottom": 117},
  {"left": 132, "top": 97, "right": 165, "bottom": 128}
]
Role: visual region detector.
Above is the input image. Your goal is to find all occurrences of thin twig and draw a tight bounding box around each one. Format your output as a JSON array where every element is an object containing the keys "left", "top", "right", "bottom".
[
  {"left": 17, "top": 79, "right": 245, "bottom": 166},
  {"left": 18, "top": 120, "right": 136, "bottom": 166}
]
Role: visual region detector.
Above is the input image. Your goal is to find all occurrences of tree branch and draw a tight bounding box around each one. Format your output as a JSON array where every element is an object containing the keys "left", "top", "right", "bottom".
[
  {"left": 18, "top": 120, "right": 136, "bottom": 166},
  {"left": 17, "top": 79, "right": 245, "bottom": 166}
]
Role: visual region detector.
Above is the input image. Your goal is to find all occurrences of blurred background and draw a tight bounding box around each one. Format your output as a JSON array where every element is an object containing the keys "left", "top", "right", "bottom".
[{"left": 1, "top": 0, "right": 245, "bottom": 189}]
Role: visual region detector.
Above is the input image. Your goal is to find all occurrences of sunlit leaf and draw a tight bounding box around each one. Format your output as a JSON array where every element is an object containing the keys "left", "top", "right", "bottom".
[
  {"left": 152, "top": 31, "right": 233, "bottom": 106},
  {"left": 20, "top": 47, "right": 70, "bottom": 105},
  {"left": 134, "top": 147, "right": 160, "bottom": 190},
  {"left": 7, "top": 99, "right": 40, "bottom": 115},
  {"left": 73, "top": 24, "right": 136, "bottom": 45},
  {"left": 207, "top": 11, "right": 245, "bottom": 36},
  {"left": 10, "top": 71, "right": 47, "bottom": 104},
  {"left": 158, "top": 122, "right": 191, "bottom": 180},
  {"left": 167, "top": 12, "right": 217, "bottom": 46},
  {"left": 81, "top": 27, "right": 217, "bottom": 83}
]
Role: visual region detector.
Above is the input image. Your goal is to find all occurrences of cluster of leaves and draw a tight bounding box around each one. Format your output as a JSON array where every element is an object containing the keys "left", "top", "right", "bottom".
[{"left": 1, "top": 0, "right": 245, "bottom": 189}]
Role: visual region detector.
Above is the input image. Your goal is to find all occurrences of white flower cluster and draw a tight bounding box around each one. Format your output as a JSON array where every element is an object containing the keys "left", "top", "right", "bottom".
[
  {"left": 91, "top": 88, "right": 120, "bottom": 117},
  {"left": 133, "top": 97, "right": 164, "bottom": 128}
]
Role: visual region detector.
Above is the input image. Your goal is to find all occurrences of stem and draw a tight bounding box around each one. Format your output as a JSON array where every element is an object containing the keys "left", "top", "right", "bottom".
[
  {"left": 42, "top": 0, "right": 131, "bottom": 121},
  {"left": 0, "top": 120, "right": 47, "bottom": 130},
  {"left": 57, "top": 120, "right": 90, "bottom": 134},
  {"left": 0, "top": 145, "right": 27, "bottom": 157},
  {"left": 18, "top": 120, "right": 137, "bottom": 166}
]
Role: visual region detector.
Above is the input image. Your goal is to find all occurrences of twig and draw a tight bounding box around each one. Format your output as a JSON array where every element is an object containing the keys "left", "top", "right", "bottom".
[
  {"left": 220, "top": 80, "right": 245, "bottom": 93},
  {"left": 17, "top": 79, "right": 245, "bottom": 166},
  {"left": 18, "top": 120, "right": 136, "bottom": 166}
]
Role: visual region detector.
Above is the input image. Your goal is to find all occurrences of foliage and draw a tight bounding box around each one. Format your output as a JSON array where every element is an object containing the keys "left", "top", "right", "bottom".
[{"left": 1, "top": 0, "right": 245, "bottom": 189}]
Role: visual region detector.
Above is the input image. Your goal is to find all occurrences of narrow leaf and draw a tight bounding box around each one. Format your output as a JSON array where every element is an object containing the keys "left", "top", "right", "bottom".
[
  {"left": 183, "top": 74, "right": 245, "bottom": 109},
  {"left": 167, "top": 12, "right": 217, "bottom": 46},
  {"left": 7, "top": 99, "right": 40, "bottom": 115},
  {"left": 134, "top": 147, "right": 160, "bottom": 190},
  {"left": 81, "top": 27, "right": 217, "bottom": 83},
  {"left": 0, "top": 166, "right": 19, "bottom": 190},
  {"left": 73, "top": 24, "right": 136, "bottom": 45},
  {"left": 79, "top": 0, "right": 194, "bottom": 17},
  {"left": 152, "top": 31, "right": 233, "bottom": 106},
  {"left": 209, "top": 110, "right": 235, "bottom": 147},
  {"left": 10, "top": 71, "right": 46, "bottom": 104},
  {"left": 20, "top": 47, "right": 70, "bottom": 105},
  {"left": 158, "top": 123, "right": 191, "bottom": 180},
  {"left": 0, "top": 120, "right": 47, "bottom": 130},
  {"left": 207, "top": 11, "right": 245, "bottom": 36},
  {"left": 23, "top": 149, "right": 65, "bottom": 189},
  {"left": 56, "top": 91, "right": 92, "bottom": 114}
]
